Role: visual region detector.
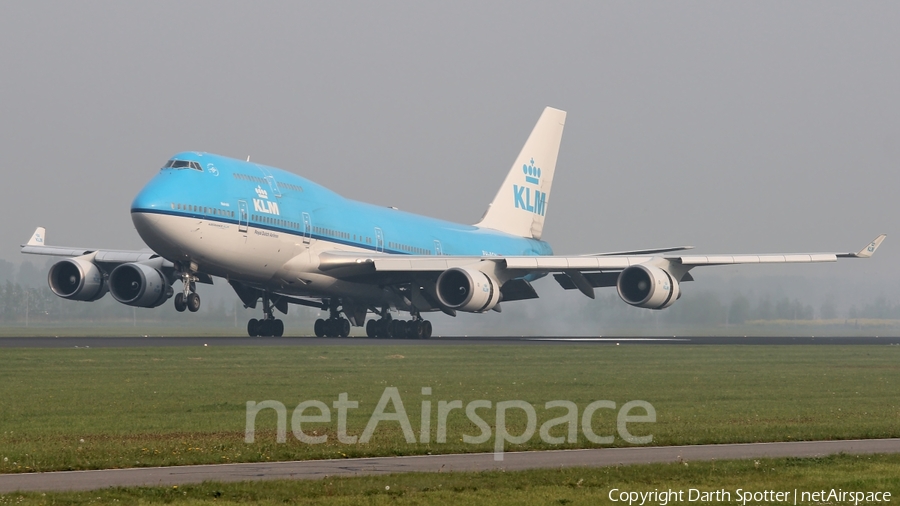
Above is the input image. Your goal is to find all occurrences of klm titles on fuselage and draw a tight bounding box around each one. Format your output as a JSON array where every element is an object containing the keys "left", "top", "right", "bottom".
[
  {"left": 253, "top": 185, "right": 280, "bottom": 216},
  {"left": 513, "top": 158, "right": 547, "bottom": 216}
]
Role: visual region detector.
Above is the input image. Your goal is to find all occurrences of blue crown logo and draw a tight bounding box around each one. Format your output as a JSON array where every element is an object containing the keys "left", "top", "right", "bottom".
[{"left": 523, "top": 158, "right": 541, "bottom": 185}]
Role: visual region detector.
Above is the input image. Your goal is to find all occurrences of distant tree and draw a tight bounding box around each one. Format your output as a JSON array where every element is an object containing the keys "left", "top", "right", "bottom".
[
  {"left": 0, "top": 260, "right": 14, "bottom": 284},
  {"left": 754, "top": 296, "right": 774, "bottom": 320},
  {"left": 820, "top": 294, "right": 837, "bottom": 320},
  {"left": 16, "top": 261, "right": 44, "bottom": 289},
  {"left": 775, "top": 297, "right": 794, "bottom": 320},
  {"left": 860, "top": 296, "right": 898, "bottom": 319},
  {"left": 728, "top": 294, "right": 750, "bottom": 324}
]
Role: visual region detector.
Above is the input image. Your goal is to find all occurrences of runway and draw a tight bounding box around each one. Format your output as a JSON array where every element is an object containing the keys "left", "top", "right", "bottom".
[
  {"left": 1, "top": 439, "right": 898, "bottom": 493},
  {"left": 1, "top": 335, "right": 900, "bottom": 348}
]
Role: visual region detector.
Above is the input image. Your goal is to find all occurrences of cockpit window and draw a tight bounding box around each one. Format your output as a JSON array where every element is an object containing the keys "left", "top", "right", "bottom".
[{"left": 163, "top": 159, "right": 203, "bottom": 171}]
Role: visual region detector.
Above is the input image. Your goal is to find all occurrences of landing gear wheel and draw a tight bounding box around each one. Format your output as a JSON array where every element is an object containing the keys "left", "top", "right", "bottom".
[
  {"left": 366, "top": 320, "right": 377, "bottom": 338},
  {"left": 174, "top": 293, "right": 187, "bottom": 312},
  {"left": 247, "top": 318, "right": 259, "bottom": 337},
  {"left": 339, "top": 318, "right": 351, "bottom": 338},
  {"left": 314, "top": 319, "right": 325, "bottom": 337},
  {"left": 273, "top": 319, "right": 284, "bottom": 337},
  {"left": 187, "top": 292, "right": 201, "bottom": 312},
  {"left": 422, "top": 320, "right": 432, "bottom": 339}
]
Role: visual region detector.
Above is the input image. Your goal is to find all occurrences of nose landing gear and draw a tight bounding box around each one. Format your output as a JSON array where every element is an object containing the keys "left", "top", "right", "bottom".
[{"left": 174, "top": 272, "right": 201, "bottom": 313}]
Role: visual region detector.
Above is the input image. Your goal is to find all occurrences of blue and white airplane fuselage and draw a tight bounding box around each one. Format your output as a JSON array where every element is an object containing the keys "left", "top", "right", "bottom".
[
  {"left": 131, "top": 152, "right": 551, "bottom": 306},
  {"left": 21, "top": 107, "right": 885, "bottom": 338}
]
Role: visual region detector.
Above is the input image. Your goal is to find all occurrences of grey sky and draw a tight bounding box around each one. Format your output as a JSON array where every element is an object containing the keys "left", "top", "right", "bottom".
[{"left": 1, "top": 2, "right": 897, "bottom": 288}]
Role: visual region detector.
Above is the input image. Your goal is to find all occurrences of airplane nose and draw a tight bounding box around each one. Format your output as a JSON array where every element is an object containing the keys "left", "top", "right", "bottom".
[
  {"left": 131, "top": 182, "right": 163, "bottom": 213},
  {"left": 130, "top": 174, "right": 172, "bottom": 230}
]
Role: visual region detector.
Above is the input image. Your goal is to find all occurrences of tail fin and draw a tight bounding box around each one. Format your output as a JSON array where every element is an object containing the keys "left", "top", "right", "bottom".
[{"left": 475, "top": 107, "right": 566, "bottom": 240}]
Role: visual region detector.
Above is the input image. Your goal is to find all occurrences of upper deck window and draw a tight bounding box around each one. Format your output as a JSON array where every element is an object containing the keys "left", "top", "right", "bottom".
[{"left": 164, "top": 159, "right": 203, "bottom": 171}]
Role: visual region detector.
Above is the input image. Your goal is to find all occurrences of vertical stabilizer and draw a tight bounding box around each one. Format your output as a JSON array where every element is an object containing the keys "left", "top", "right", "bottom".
[{"left": 475, "top": 107, "right": 566, "bottom": 240}]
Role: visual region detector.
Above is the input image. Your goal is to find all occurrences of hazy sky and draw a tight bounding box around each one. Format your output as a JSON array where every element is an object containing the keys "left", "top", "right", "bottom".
[{"left": 1, "top": 2, "right": 898, "bottom": 287}]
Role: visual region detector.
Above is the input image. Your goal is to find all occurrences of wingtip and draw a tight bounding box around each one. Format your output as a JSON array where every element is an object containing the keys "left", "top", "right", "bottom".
[
  {"left": 25, "top": 227, "right": 46, "bottom": 247},
  {"left": 846, "top": 234, "right": 886, "bottom": 258}
]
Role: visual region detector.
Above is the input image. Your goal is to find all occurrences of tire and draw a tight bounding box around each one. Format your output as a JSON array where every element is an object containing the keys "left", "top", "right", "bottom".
[
  {"left": 366, "top": 319, "right": 377, "bottom": 338},
  {"left": 273, "top": 319, "right": 284, "bottom": 337},
  {"left": 339, "top": 318, "right": 351, "bottom": 338},
  {"left": 314, "top": 319, "right": 325, "bottom": 337},
  {"left": 412, "top": 321, "right": 424, "bottom": 339},
  {"left": 187, "top": 292, "right": 201, "bottom": 312},
  {"left": 384, "top": 320, "right": 402, "bottom": 338},
  {"left": 247, "top": 318, "right": 259, "bottom": 337},
  {"left": 174, "top": 293, "right": 187, "bottom": 312},
  {"left": 422, "top": 320, "right": 432, "bottom": 339}
]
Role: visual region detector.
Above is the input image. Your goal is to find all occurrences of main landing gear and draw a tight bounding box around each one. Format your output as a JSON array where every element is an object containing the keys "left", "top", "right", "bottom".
[
  {"left": 314, "top": 299, "right": 350, "bottom": 337},
  {"left": 247, "top": 293, "right": 284, "bottom": 337},
  {"left": 366, "top": 311, "right": 432, "bottom": 339},
  {"left": 174, "top": 272, "right": 201, "bottom": 313}
]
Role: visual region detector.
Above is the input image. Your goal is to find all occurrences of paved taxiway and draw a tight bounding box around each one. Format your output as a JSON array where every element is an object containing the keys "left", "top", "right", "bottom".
[
  {"left": 1, "top": 439, "right": 898, "bottom": 492},
  {"left": 2, "top": 335, "right": 900, "bottom": 348}
]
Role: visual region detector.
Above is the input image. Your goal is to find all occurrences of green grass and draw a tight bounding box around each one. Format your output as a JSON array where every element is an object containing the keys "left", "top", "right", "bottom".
[
  {"left": 0, "top": 345, "right": 898, "bottom": 473},
  {"left": 1, "top": 454, "right": 898, "bottom": 505},
  {"left": 0, "top": 324, "right": 251, "bottom": 338}
]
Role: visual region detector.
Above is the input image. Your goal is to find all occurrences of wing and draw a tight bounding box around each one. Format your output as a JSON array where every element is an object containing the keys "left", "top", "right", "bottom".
[
  {"left": 22, "top": 227, "right": 161, "bottom": 264},
  {"left": 19, "top": 227, "right": 212, "bottom": 283},
  {"left": 314, "top": 235, "right": 886, "bottom": 306}
]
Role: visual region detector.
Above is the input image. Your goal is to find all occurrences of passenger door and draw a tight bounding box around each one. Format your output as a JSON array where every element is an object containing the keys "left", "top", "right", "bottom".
[
  {"left": 238, "top": 200, "right": 249, "bottom": 233},
  {"left": 302, "top": 212, "right": 311, "bottom": 244},
  {"left": 375, "top": 227, "right": 384, "bottom": 253}
]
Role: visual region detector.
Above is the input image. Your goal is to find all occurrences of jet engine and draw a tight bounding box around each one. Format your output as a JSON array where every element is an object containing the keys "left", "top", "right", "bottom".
[
  {"left": 48, "top": 258, "right": 108, "bottom": 302},
  {"left": 436, "top": 267, "right": 501, "bottom": 313},
  {"left": 616, "top": 265, "right": 680, "bottom": 309},
  {"left": 108, "top": 263, "right": 172, "bottom": 308}
]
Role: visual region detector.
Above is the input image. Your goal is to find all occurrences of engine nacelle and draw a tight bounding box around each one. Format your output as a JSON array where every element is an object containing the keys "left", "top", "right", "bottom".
[
  {"left": 108, "top": 263, "right": 172, "bottom": 308},
  {"left": 48, "top": 258, "right": 108, "bottom": 302},
  {"left": 436, "top": 267, "right": 501, "bottom": 313},
  {"left": 616, "top": 265, "right": 680, "bottom": 309}
]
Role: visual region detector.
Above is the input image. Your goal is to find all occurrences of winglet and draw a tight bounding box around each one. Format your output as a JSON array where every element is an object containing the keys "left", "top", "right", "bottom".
[
  {"left": 26, "top": 227, "right": 46, "bottom": 247},
  {"left": 839, "top": 234, "right": 886, "bottom": 258}
]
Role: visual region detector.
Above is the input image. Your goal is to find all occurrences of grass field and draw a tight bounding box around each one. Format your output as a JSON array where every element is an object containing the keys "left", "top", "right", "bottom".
[
  {"left": 0, "top": 344, "right": 898, "bottom": 474},
  {"left": 1, "top": 454, "right": 898, "bottom": 505}
]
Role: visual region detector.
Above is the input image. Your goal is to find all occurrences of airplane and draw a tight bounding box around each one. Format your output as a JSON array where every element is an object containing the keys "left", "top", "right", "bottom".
[{"left": 21, "top": 107, "right": 885, "bottom": 338}]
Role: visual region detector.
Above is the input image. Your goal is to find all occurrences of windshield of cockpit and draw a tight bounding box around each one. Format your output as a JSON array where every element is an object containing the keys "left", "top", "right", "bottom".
[{"left": 163, "top": 159, "right": 203, "bottom": 171}]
